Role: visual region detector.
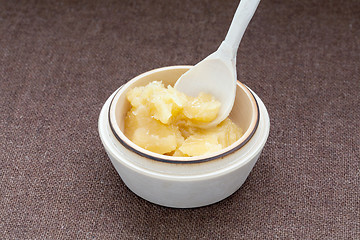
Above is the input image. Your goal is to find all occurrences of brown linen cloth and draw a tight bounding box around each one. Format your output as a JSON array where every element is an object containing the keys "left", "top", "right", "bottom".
[{"left": 1, "top": 0, "right": 359, "bottom": 239}]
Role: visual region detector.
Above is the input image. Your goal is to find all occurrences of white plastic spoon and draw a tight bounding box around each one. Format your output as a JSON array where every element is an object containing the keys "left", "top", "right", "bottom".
[{"left": 175, "top": 0, "right": 261, "bottom": 128}]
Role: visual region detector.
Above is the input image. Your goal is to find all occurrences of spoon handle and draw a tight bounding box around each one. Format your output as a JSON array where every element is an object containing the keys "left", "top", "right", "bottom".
[{"left": 223, "top": 0, "right": 261, "bottom": 57}]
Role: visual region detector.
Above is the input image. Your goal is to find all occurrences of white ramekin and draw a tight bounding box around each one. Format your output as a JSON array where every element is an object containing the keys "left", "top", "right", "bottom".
[{"left": 98, "top": 66, "right": 270, "bottom": 208}]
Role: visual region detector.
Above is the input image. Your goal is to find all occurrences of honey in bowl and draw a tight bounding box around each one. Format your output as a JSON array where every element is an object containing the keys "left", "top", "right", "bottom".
[{"left": 124, "top": 81, "right": 243, "bottom": 157}]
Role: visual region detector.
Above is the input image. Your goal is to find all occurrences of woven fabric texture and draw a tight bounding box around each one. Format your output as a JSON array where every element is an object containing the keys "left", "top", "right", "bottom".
[{"left": 1, "top": 0, "right": 359, "bottom": 239}]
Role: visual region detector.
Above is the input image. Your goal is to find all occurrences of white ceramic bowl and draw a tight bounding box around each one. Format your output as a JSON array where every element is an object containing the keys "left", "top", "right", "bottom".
[{"left": 98, "top": 66, "right": 270, "bottom": 208}]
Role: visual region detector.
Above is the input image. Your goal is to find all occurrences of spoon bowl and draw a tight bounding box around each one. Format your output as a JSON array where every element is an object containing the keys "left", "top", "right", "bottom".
[{"left": 174, "top": 44, "right": 236, "bottom": 128}]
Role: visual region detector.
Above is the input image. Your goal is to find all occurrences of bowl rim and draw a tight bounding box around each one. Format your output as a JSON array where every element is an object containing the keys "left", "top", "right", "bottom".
[{"left": 108, "top": 65, "right": 260, "bottom": 164}]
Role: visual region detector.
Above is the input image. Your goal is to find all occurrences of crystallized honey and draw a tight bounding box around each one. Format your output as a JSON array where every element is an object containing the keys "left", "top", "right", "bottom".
[{"left": 124, "top": 81, "right": 242, "bottom": 157}]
